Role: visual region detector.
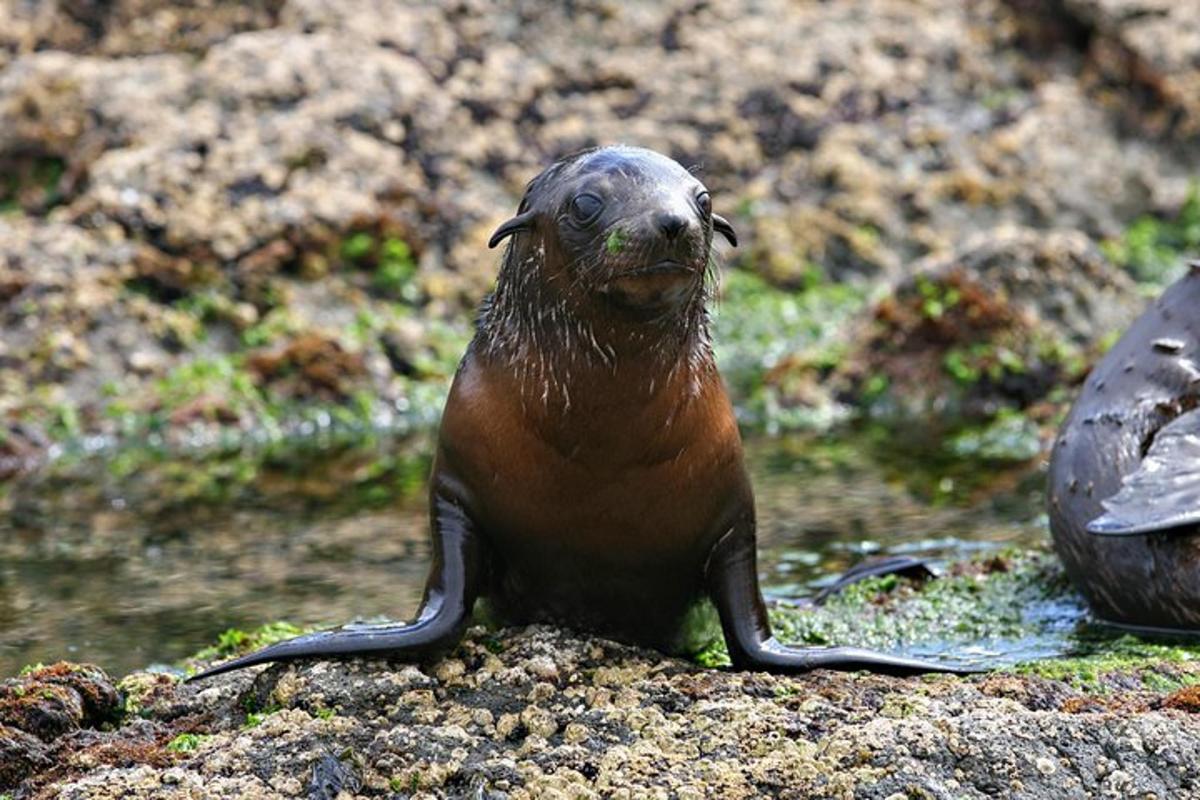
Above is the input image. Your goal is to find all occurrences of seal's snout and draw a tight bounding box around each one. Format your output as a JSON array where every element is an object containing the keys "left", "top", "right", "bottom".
[{"left": 656, "top": 211, "right": 689, "bottom": 240}]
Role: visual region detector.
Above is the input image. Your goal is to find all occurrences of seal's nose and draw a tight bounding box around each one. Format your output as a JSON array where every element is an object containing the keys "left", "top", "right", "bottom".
[{"left": 656, "top": 211, "right": 687, "bottom": 239}]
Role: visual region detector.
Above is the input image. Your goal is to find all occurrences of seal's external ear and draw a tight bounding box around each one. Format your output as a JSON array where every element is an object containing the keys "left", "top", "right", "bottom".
[
  {"left": 488, "top": 210, "right": 536, "bottom": 249},
  {"left": 712, "top": 214, "right": 738, "bottom": 247}
]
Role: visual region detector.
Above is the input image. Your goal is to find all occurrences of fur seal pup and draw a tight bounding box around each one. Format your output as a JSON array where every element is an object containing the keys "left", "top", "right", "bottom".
[
  {"left": 191, "top": 146, "right": 971, "bottom": 681},
  {"left": 1049, "top": 262, "right": 1200, "bottom": 630}
]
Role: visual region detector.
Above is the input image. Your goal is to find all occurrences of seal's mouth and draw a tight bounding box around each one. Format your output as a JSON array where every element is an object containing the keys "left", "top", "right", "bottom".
[
  {"left": 619, "top": 260, "right": 696, "bottom": 278},
  {"left": 599, "top": 257, "right": 702, "bottom": 314}
]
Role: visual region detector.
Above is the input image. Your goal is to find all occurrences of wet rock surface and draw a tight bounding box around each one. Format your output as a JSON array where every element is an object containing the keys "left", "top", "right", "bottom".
[
  {"left": 2, "top": 628, "right": 1199, "bottom": 798},
  {"left": 0, "top": 662, "right": 132, "bottom": 790},
  {"left": 1, "top": 0, "right": 1197, "bottom": 462}
]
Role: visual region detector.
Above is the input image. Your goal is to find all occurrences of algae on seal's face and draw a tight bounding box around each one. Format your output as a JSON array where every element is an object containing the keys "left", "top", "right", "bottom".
[{"left": 488, "top": 145, "right": 737, "bottom": 317}]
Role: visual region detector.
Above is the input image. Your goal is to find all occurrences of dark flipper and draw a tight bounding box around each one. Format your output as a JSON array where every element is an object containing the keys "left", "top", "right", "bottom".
[
  {"left": 705, "top": 524, "right": 980, "bottom": 676},
  {"left": 1088, "top": 409, "right": 1200, "bottom": 536},
  {"left": 188, "top": 494, "right": 484, "bottom": 681},
  {"left": 811, "top": 556, "right": 936, "bottom": 605},
  {"left": 1089, "top": 615, "right": 1200, "bottom": 640}
]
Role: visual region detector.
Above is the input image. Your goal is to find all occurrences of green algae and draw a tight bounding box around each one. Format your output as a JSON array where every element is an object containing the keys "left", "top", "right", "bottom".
[
  {"left": 116, "top": 672, "right": 175, "bottom": 719},
  {"left": 0, "top": 156, "right": 66, "bottom": 213},
  {"left": 914, "top": 274, "right": 962, "bottom": 321},
  {"left": 241, "top": 307, "right": 298, "bottom": 348},
  {"left": 713, "top": 267, "right": 866, "bottom": 433},
  {"left": 155, "top": 356, "right": 268, "bottom": 422},
  {"left": 190, "top": 621, "right": 309, "bottom": 665},
  {"left": 340, "top": 232, "right": 421, "bottom": 300},
  {"left": 768, "top": 551, "right": 1071, "bottom": 656},
  {"left": 605, "top": 229, "right": 628, "bottom": 255},
  {"left": 340, "top": 232, "right": 375, "bottom": 262},
  {"left": 243, "top": 710, "right": 277, "bottom": 728},
  {"left": 1102, "top": 184, "right": 1200, "bottom": 285},
  {"left": 375, "top": 239, "right": 419, "bottom": 301},
  {"left": 7, "top": 263, "right": 844, "bottom": 481},
  {"left": 946, "top": 409, "right": 1042, "bottom": 462},
  {"left": 391, "top": 775, "right": 422, "bottom": 793},
  {"left": 1014, "top": 634, "right": 1200, "bottom": 692},
  {"left": 166, "top": 733, "right": 212, "bottom": 753},
  {"left": 159, "top": 541, "right": 1200, "bottom": 696},
  {"left": 694, "top": 549, "right": 1200, "bottom": 690}
]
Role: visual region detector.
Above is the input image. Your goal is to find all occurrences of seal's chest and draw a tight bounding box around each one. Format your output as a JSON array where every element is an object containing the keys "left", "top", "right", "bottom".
[{"left": 479, "top": 444, "right": 731, "bottom": 558}]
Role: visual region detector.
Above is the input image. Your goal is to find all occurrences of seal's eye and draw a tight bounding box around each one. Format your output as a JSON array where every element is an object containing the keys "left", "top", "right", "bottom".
[
  {"left": 571, "top": 193, "right": 603, "bottom": 224},
  {"left": 696, "top": 191, "right": 712, "bottom": 217}
]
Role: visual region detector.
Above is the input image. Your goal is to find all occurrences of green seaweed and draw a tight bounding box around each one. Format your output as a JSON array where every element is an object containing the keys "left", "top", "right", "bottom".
[
  {"left": 166, "top": 733, "right": 212, "bottom": 753},
  {"left": 340, "top": 232, "right": 375, "bottom": 263},
  {"left": 713, "top": 268, "right": 866, "bottom": 433},
  {"left": 1014, "top": 634, "right": 1200, "bottom": 693},
  {"left": 374, "top": 238, "right": 419, "bottom": 301},
  {"left": 694, "top": 548, "right": 1200, "bottom": 691},
  {"left": 191, "top": 621, "right": 306, "bottom": 664},
  {"left": 915, "top": 275, "right": 961, "bottom": 320},
  {"left": 242, "top": 308, "right": 298, "bottom": 348},
  {"left": 243, "top": 710, "right": 276, "bottom": 728},
  {"left": 1102, "top": 184, "right": 1200, "bottom": 285},
  {"left": 765, "top": 551, "right": 1068, "bottom": 657},
  {"left": 338, "top": 232, "right": 421, "bottom": 301},
  {"left": 154, "top": 356, "right": 267, "bottom": 423},
  {"left": 1, "top": 252, "right": 968, "bottom": 467},
  {"left": 946, "top": 409, "right": 1041, "bottom": 462},
  {"left": 605, "top": 229, "right": 628, "bottom": 255},
  {"left": 0, "top": 156, "right": 66, "bottom": 212}
]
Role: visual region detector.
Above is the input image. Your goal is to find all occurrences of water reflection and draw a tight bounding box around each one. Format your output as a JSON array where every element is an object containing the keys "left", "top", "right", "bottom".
[
  {"left": 750, "top": 431, "right": 1048, "bottom": 597},
  {"left": 0, "top": 431, "right": 1048, "bottom": 677}
]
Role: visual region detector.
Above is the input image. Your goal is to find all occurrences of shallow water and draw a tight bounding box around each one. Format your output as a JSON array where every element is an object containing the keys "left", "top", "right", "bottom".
[{"left": 0, "top": 430, "right": 1051, "bottom": 677}]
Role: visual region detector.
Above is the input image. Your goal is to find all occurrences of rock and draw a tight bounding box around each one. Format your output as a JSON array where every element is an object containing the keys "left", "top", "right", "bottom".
[
  {"left": 306, "top": 752, "right": 361, "bottom": 799},
  {"left": 834, "top": 227, "right": 1143, "bottom": 418},
  {"left": 0, "top": 723, "right": 51, "bottom": 788},
  {"left": 0, "top": 0, "right": 284, "bottom": 62},
  {"left": 246, "top": 332, "right": 368, "bottom": 401},
  {"left": 1009, "top": 0, "right": 1200, "bottom": 139},
  {"left": 0, "top": 662, "right": 122, "bottom": 742},
  {"left": 10, "top": 629, "right": 1200, "bottom": 798},
  {"left": 914, "top": 226, "right": 1143, "bottom": 346},
  {"left": 0, "top": 421, "right": 46, "bottom": 480}
]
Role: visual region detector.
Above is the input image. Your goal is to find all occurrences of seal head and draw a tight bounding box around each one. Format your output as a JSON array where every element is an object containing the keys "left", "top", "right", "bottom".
[{"left": 489, "top": 146, "right": 737, "bottom": 317}]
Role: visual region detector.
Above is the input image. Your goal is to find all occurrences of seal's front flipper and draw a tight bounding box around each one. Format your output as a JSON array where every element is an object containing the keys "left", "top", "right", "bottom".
[
  {"left": 811, "top": 556, "right": 936, "bottom": 605},
  {"left": 705, "top": 525, "right": 981, "bottom": 677},
  {"left": 188, "top": 494, "right": 485, "bottom": 681},
  {"left": 1088, "top": 409, "right": 1200, "bottom": 536}
]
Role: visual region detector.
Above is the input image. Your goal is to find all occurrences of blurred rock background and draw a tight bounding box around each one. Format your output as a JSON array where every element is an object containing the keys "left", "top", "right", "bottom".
[{"left": 0, "top": 0, "right": 1198, "bottom": 468}]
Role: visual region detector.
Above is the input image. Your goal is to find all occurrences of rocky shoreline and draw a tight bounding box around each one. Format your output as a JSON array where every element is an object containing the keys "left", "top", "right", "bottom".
[
  {"left": 6, "top": 626, "right": 1200, "bottom": 799},
  {"left": 6, "top": 554, "right": 1200, "bottom": 798}
]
